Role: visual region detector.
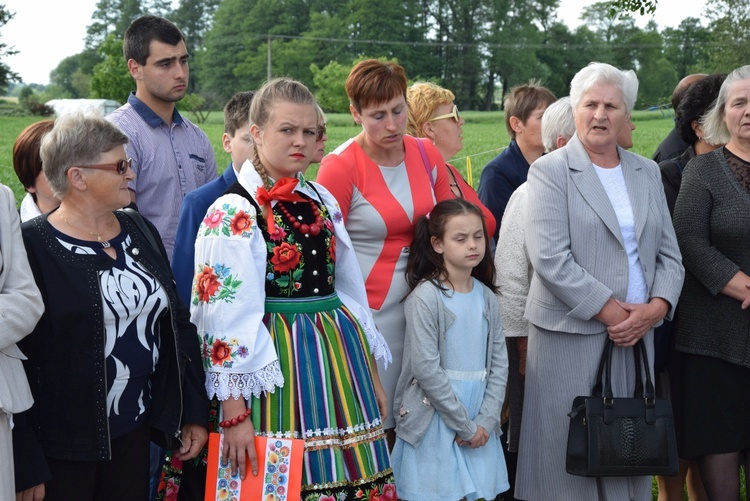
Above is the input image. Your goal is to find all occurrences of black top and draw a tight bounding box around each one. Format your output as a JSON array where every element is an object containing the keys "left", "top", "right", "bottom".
[
  {"left": 223, "top": 181, "right": 337, "bottom": 299},
  {"left": 659, "top": 145, "right": 696, "bottom": 216},
  {"left": 673, "top": 147, "right": 750, "bottom": 368},
  {"left": 652, "top": 127, "right": 690, "bottom": 164},
  {"left": 16, "top": 211, "right": 208, "bottom": 469}
]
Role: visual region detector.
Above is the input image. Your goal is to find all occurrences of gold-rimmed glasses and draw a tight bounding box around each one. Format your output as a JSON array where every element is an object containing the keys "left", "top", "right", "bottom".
[{"left": 428, "top": 104, "right": 460, "bottom": 123}]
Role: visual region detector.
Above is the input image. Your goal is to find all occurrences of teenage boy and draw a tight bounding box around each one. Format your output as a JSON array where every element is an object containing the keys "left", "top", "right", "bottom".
[{"left": 172, "top": 91, "right": 255, "bottom": 304}]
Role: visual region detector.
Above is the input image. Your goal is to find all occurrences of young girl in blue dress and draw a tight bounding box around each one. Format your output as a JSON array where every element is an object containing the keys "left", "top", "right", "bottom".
[{"left": 391, "top": 198, "right": 509, "bottom": 501}]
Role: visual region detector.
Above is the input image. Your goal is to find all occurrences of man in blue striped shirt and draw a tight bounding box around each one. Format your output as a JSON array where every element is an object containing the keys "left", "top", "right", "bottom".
[{"left": 108, "top": 15, "right": 218, "bottom": 261}]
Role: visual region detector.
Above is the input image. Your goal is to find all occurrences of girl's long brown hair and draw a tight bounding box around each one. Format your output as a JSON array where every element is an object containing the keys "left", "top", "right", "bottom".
[{"left": 405, "top": 198, "right": 497, "bottom": 297}]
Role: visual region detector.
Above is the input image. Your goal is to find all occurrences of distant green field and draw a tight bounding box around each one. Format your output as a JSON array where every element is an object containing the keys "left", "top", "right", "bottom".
[{"left": 0, "top": 110, "right": 674, "bottom": 205}]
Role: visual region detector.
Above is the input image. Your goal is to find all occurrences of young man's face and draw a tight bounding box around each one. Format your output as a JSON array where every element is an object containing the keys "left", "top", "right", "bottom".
[
  {"left": 130, "top": 39, "right": 189, "bottom": 104},
  {"left": 223, "top": 122, "right": 255, "bottom": 169}
]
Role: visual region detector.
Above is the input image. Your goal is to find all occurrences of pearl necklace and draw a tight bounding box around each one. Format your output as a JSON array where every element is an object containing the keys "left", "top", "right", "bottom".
[
  {"left": 277, "top": 200, "right": 324, "bottom": 236},
  {"left": 57, "top": 210, "right": 116, "bottom": 248}
]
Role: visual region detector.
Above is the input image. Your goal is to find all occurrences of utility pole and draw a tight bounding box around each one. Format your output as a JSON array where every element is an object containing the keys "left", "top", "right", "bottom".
[{"left": 267, "top": 35, "right": 271, "bottom": 81}]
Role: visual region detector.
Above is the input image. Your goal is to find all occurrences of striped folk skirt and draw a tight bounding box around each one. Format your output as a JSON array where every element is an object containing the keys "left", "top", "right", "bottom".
[{"left": 253, "top": 294, "right": 396, "bottom": 501}]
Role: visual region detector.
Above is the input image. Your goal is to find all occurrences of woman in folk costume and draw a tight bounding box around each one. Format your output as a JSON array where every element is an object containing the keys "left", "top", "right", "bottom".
[{"left": 191, "top": 77, "right": 396, "bottom": 501}]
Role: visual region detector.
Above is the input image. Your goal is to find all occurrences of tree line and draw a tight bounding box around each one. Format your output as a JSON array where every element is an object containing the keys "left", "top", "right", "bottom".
[{"left": 3, "top": 0, "right": 749, "bottom": 113}]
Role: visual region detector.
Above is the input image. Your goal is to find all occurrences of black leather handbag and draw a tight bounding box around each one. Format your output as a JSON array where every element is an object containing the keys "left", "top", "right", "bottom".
[{"left": 565, "top": 338, "right": 679, "bottom": 477}]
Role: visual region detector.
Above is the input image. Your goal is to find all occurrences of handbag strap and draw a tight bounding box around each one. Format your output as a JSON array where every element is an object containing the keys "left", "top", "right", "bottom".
[
  {"left": 634, "top": 339, "right": 656, "bottom": 400},
  {"left": 594, "top": 338, "right": 655, "bottom": 401},
  {"left": 416, "top": 139, "right": 435, "bottom": 189},
  {"left": 592, "top": 340, "right": 612, "bottom": 397},
  {"left": 119, "top": 207, "right": 160, "bottom": 253}
]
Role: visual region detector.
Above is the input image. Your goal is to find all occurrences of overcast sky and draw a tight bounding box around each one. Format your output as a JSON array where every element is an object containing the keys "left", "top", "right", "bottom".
[{"left": 2, "top": 0, "right": 708, "bottom": 85}]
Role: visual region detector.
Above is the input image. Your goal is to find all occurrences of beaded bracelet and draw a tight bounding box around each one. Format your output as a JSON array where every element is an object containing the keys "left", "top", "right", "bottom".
[{"left": 219, "top": 408, "right": 251, "bottom": 428}]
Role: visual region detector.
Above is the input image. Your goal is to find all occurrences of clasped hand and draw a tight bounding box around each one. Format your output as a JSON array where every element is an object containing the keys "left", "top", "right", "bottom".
[
  {"left": 456, "top": 425, "right": 489, "bottom": 449},
  {"left": 607, "top": 298, "right": 668, "bottom": 346}
]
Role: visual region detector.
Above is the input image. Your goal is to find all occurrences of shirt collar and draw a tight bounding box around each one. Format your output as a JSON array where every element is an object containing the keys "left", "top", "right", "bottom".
[{"left": 127, "top": 92, "right": 184, "bottom": 128}]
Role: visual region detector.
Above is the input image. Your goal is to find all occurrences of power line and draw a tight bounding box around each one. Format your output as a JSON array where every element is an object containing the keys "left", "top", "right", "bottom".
[{"left": 229, "top": 32, "right": 727, "bottom": 51}]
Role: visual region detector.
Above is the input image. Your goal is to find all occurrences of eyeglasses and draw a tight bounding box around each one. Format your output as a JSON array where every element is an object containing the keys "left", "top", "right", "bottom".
[
  {"left": 428, "top": 104, "right": 461, "bottom": 123},
  {"left": 75, "top": 158, "right": 132, "bottom": 175},
  {"left": 316, "top": 123, "right": 327, "bottom": 142}
]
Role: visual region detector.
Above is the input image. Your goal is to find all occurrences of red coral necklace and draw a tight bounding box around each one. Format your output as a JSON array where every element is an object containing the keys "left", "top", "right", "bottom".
[{"left": 278, "top": 200, "right": 324, "bottom": 236}]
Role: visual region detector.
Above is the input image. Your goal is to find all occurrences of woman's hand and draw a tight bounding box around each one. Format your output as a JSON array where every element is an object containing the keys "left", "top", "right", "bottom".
[
  {"left": 594, "top": 297, "right": 630, "bottom": 327},
  {"left": 16, "top": 484, "right": 44, "bottom": 501},
  {"left": 369, "top": 356, "right": 388, "bottom": 420},
  {"left": 373, "top": 376, "right": 388, "bottom": 422},
  {"left": 456, "top": 425, "right": 489, "bottom": 448},
  {"left": 174, "top": 424, "right": 208, "bottom": 461},
  {"left": 220, "top": 399, "right": 258, "bottom": 480},
  {"left": 720, "top": 271, "right": 750, "bottom": 309},
  {"left": 607, "top": 298, "right": 669, "bottom": 346}
]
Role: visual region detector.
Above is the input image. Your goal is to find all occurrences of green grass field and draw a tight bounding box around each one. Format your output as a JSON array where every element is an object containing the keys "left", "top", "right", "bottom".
[
  {"left": 2, "top": 111, "right": 747, "bottom": 500},
  {"left": 0, "top": 110, "right": 674, "bottom": 205}
]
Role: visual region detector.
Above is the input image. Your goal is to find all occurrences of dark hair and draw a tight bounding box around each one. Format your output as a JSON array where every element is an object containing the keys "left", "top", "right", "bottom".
[
  {"left": 345, "top": 59, "right": 407, "bottom": 113},
  {"left": 224, "top": 91, "right": 255, "bottom": 136},
  {"left": 675, "top": 74, "right": 726, "bottom": 145},
  {"left": 671, "top": 74, "right": 707, "bottom": 110},
  {"left": 123, "top": 15, "right": 185, "bottom": 65},
  {"left": 405, "top": 199, "right": 497, "bottom": 297},
  {"left": 13, "top": 119, "right": 55, "bottom": 191},
  {"left": 504, "top": 80, "right": 556, "bottom": 139}
]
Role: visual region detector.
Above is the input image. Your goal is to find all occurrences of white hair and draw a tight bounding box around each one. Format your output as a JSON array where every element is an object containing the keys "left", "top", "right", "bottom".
[
  {"left": 702, "top": 65, "right": 750, "bottom": 145},
  {"left": 541, "top": 97, "right": 575, "bottom": 152},
  {"left": 569, "top": 62, "right": 639, "bottom": 113}
]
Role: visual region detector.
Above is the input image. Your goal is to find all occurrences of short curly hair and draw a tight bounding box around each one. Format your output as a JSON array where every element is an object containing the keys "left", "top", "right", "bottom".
[
  {"left": 675, "top": 74, "right": 726, "bottom": 145},
  {"left": 406, "top": 82, "right": 455, "bottom": 137}
]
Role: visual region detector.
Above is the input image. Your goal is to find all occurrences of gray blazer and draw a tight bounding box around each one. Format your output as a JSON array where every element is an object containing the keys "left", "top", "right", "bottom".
[
  {"left": 393, "top": 279, "right": 508, "bottom": 447},
  {"left": 0, "top": 184, "right": 44, "bottom": 414},
  {"left": 524, "top": 134, "right": 684, "bottom": 333}
]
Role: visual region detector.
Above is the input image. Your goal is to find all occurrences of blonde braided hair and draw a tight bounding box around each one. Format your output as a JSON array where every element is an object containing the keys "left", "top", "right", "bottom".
[{"left": 250, "top": 77, "right": 317, "bottom": 189}]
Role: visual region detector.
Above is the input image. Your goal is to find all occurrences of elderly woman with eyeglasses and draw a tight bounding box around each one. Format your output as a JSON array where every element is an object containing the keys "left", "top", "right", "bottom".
[
  {"left": 406, "top": 82, "right": 496, "bottom": 237},
  {"left": 14, "top": 114, "right": 208, "bottom": 501}
]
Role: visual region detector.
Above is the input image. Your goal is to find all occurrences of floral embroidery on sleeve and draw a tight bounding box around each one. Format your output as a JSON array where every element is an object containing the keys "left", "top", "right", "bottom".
[
  {"left": 200, "top": 203, "right": 256, "bottom": 238},
  {"left": 201, "top": 333, "right": 250, "bottom": 369},
  {"left": 192, "top": 263, "right": 242, "bottom": 305}
]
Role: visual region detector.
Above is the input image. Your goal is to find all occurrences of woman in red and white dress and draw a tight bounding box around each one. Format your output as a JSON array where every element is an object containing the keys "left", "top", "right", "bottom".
[{"left": 317, "top": 60, "right": 455, "bottom": 442}]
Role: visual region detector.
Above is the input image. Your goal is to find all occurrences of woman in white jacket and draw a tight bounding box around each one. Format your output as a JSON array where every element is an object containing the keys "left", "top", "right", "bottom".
[{"left": 0, "top": 183, "right": 44, "bottom": 501}]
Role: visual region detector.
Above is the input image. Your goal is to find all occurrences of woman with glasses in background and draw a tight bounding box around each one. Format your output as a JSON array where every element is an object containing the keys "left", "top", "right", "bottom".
[
  {"left": 14, "top": 114, "right": 208, "bottom": 501},
  {"left": 406, "top": 82, "right": 496, "bottom": 238}
]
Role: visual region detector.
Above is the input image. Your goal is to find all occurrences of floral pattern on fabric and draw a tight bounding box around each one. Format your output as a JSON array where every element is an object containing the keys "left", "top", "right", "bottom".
[
  {"left": 301, "top": 475, "right": 397, "bottom": 501},
  {"left": 264, "top": 197, "right": 336, "bottom": 297},
  {"left": 156, "top": 400, "right": 219, "bottom": 501},
  {"left": 201, "top": 333, "right": 251, "bottom": 369},
  {"left": 192, "top": 263, "right": 242, "bottom": 305},
  {"left": 200, "top": 203, "right": 256, "bottom": 238}
]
